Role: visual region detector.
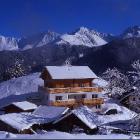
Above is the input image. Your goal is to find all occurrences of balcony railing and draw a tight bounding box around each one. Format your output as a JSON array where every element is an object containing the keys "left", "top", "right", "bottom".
[
  {"left": 49, "top": 98, "right": 104, "bottom": 107},
  {"left": 39, "top": 86, "right": 103, "bottom": 94}
]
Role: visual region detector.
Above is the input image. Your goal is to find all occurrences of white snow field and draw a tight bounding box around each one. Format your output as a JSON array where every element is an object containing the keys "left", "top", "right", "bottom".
[
  {"left": 0, "top": 73, "right": 43, "bottom": 99},
  {"left": 0, "top": 131, "right": 137, "bottom": 139}
]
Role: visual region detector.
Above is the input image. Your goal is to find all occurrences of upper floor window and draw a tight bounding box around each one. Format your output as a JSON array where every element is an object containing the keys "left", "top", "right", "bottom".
[
  {"left": 56, "top": 96, "right": 62, "bottom": 101},
  {"left": 92, "top": 94, "right": 98, "bottom": 98},
  {"left": 79, "top": 83, "right": 85, "bottom": 87}
]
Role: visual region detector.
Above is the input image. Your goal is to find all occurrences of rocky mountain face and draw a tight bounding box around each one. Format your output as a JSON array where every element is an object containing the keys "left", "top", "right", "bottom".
[
  {"left": 56, "top": 27, "right": 108, "bottom": 47},
  {"left": 0, "top": 36, "right": 18, "bottom": 51},
  {"left": 18, "top": 31, "right": 60, "bottom": 50},
  {"left": 73, "top": 37, "right": 140, "bottom": 74},
  {"left": 121, "top": 26, "right": 140, "bottom": 39}
]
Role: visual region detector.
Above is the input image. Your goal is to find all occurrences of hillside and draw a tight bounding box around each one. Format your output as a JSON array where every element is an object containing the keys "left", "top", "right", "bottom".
[{"left": 0, "top": 73, "right": 43, "bottom": 99}]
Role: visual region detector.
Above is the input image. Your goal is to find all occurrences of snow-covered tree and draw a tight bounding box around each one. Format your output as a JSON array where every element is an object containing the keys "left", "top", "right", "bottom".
[
  {"left": 129, "top": 60, "right": 140, "bottom": 87},
  {"left": 6, "top": 58, "right": 26, "bottom": 79},
  {"left": 102, "top": 68, "right": 130, "bottom": 99}
]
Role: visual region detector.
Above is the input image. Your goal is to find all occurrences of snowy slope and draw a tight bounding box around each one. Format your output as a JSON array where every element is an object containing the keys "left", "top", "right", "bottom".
[
  {"left": 0, "top": 73, "right": 43, "bottom": 99},
  {"left": 0, "top": 131, "right": 133, "bottom": 139},
  {"left": 0, "top": 35, "right": 18, "bottom": 51},
  {"left": 57, "top": 27, "right": 107, "bottom": 47},
  {"left": 13, "top": 131, "right": 133, "bottom": 139}
]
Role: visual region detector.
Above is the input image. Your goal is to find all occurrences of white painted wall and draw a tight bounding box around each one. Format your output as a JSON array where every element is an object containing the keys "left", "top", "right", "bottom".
[{"left": 48, "top": 92, "right": 103, "bottom": 102}]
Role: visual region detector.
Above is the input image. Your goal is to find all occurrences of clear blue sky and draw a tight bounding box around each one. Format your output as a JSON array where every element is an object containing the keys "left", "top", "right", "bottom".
[{"left": 0, "top": 0, "right": 140, "bottom": 37}]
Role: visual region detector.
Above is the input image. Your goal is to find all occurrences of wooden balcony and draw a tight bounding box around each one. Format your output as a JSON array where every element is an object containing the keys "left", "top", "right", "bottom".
[
  {"left": 49, "top": 98, "right": 104, "bottom": 107},
  {"left": 39, "top": 86, "right": 103, "bottom": 94}
]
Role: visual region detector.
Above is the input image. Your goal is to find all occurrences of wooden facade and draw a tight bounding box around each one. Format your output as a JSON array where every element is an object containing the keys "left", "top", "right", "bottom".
[
  {"left": 3, "top": 104, "right": 35, "bottom": 114},
  {"left": 53, "top": 113, "right": 98, "bottom": 134},
  {"left": 44, "top": 79, "right": 93, "bottom": 88},
  {"left": 49, "top": 98, "right": 104, "bottom": 107},
  {"left": 39, "top": 86, "right": 103, "bottom": 94}
]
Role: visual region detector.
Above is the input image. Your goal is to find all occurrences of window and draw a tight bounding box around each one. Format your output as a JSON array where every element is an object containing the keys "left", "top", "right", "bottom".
[
  {"left": 55, "top": 96, "right": 62, "bottom": 101},
  {"left": 79, "top": 83, "right": 85, "bottom": 87},
  {"left": 96, "top": 105, "right": 101, "bottom": 109},
  {"left": 82, "top": 94, "right": 86, "bottom": 98},
  {"left": 132, "top": 97, "right": 135, "bottom": 101},
  {"left": 92, "top": 94, "right": 98, "bottom": 98},
  {"left": 68, "top": 94, "right": 86, "bottom": 99}
]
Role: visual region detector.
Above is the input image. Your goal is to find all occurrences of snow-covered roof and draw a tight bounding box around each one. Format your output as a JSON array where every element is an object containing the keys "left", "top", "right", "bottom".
[
  {"left": 0, "top": 113, "right": 51, "bottom": 131},
  {"left": 33, "top": 106, "right": 69, "bottom": 119},
  {"left": 45, "top": 66, "right": 97, "bottom": 79},
  {"left": 54, "top": 106, "right": 98, "bottom": 129},
  {"left": 101, "top": 103, "right": 122, "bottom": 114},
  {"left": 93, "top": 78, "right": 108, "bottom": 87},
  {"left": 54, "top": 105, "right": 137, "bottom": 129},
  {"left": 12, "top": 101, "right": 37, "bottom": 111}
]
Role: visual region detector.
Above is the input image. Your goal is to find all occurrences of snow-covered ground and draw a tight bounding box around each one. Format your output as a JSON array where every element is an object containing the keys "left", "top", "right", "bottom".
[
  {"left": 0, "top": 73, "right": 43, "bottom": 108},
  {"left": 0, "top": 73, "right": 138, "bottom": 139},
  {"left": 0, "top": 131, "right": 138, "bottom": 139},
  {"left": 0, "top": 73, "right": 43, "bottom": 99},
  {"left": 97, "top": 103, "right": 136, "bottom": 125}
]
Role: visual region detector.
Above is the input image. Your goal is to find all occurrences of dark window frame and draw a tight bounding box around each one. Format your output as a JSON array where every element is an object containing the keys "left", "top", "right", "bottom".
[
  {"left": 55, "top": 96, "right": 62, "bottom": 101},
  {"left": 92, "top": 94, "right": 98, "bottom": 98}
]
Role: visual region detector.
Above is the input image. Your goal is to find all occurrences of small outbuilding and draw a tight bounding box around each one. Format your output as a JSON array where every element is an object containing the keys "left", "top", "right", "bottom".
[
  {"left": 0, "top": 112, "right": 55, "bottom": 134},
  {"left": 2, "top": 101, "right": 37, "bottom": 114},
  {"left": 53, "top": 106, "right": 99, "bottom": 134},
  {"left": 32, "top": 105, "right": 70, "bottom": 130},
  {"left": 0, "top": 106, "right": 70, "bottom": 134}
]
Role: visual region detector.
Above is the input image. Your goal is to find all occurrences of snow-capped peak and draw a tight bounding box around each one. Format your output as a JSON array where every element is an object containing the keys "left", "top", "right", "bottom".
[
  {"left": 18, "top": 31, "right": 60, "bottom": 50},
  {"left": 121, "top": 25, "right": 140, "bottom": 39},
  {"left": 0, "top": 35, "right": 18, "bottom": 51},
  {"left": 36, "top": 31, "right": 60, "bottom": 47},
  {"left": 56, "top": 27, "right": 108, "bottom": 47}
]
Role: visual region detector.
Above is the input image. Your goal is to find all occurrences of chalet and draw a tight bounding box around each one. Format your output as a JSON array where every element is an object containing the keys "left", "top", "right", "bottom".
[
  {"left": 53, "top": 106, "right": 98, "bottom": 134},
  {"left": 39, "top": 66, "right": 104, "bottom": 108},
  {"left": 2, "top": 101, "right": 37, "bottom": 114},
  {"left": 120, "top": 88, "right": 140, "bottom": 112}
]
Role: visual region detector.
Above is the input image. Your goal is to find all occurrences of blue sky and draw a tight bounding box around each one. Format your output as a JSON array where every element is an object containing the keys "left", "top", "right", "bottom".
[{"left": 0, "top": 0, "right": 140, "bottom": 37}]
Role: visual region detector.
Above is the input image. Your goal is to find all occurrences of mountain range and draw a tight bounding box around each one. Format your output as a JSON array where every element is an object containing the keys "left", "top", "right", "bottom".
[
  {"left": 1, "top": 26, "right": 138, "bottom": 51},
  {"left": 0, "top": 25, "right": 140, "bottom": 82}
]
